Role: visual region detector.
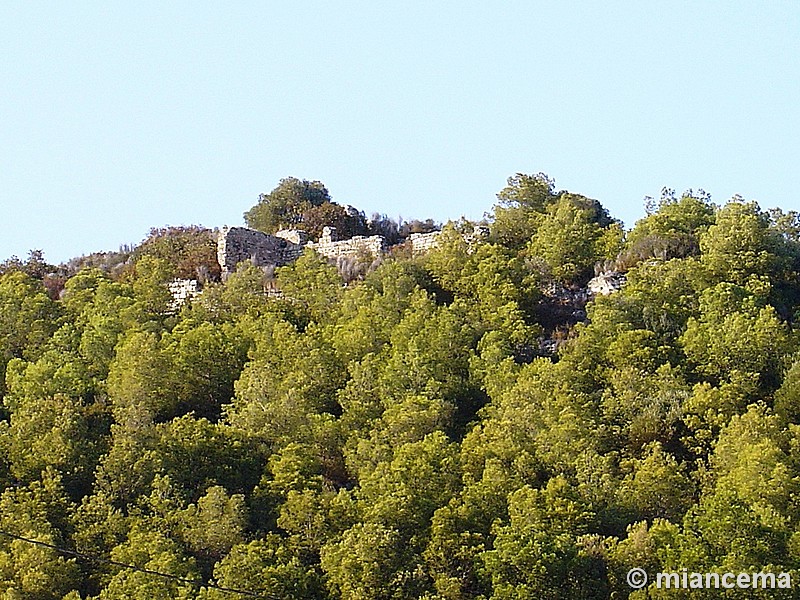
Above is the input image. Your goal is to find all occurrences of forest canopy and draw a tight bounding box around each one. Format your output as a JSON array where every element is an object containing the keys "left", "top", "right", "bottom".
[{"left": 1, "top": 174, "right": 800, "bottom": 598}]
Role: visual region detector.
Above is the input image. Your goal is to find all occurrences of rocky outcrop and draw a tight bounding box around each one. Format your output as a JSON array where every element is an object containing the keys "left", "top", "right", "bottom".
[
  {"left": 587, "top": 271, "right": 626, "bottom": 295},
  {"left": 534, "top": 273, "right": 627, "bottom": 357},
  {"left": 538, "top": 283, "right": 590, "bottom": 330}
]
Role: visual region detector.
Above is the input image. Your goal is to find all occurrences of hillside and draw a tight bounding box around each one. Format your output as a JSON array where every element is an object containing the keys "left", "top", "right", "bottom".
[{"left": 1, "top": 173, "right": 799, "bottom": 598}]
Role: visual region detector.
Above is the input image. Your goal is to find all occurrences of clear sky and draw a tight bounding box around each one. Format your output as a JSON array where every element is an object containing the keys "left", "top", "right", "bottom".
[{"left": 2, "top": 1, "right": 799, "bottom": 263}]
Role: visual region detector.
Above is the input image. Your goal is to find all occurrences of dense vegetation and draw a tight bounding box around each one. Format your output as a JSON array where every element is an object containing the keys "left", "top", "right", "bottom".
[
  {"left": 2, "top": 174, "right": 800, "bottom": 598},
  {"left": 244, "top": 177, "right": 439, "bottom": 243}
]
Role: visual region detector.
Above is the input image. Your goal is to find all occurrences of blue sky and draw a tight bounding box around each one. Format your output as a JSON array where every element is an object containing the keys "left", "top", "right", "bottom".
[{"left": 2, "top": 1, "right": 799, "bottom": 263}]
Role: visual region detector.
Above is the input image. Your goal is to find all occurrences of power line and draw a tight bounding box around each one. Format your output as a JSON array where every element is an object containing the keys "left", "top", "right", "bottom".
[{"left": 0, "top": 529, "right": 278, "bottom": 599}]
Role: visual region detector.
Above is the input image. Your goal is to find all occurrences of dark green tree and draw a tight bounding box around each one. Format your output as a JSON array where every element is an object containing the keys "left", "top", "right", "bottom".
[
  {"left": 489, "top": 173, "right": 556, "bottom": 250},
  {"left": 303, "top": 202, "right": 368, "bottom": 241},
  {"left": 244, "top": 177, "right": 331, "bottom": 234}
]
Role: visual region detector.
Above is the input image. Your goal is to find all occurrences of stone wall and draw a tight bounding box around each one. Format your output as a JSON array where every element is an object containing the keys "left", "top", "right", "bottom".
[
  {"left": 306, "top": 226, "right": 386, "bottom": 260},
  {"left": 409, "top": 231, "right": 441, "bottom": 254},
  {"left": 218, "top": 225, "right": 467, "bottom": 277},
  {"left": 409, "top": 227, "right": 489, "bottom": 255},
  {"left": 275, "top": 229, "right": 309, "bottom": 245},
  {"left": 217, "top": 226, "right": 304, "bottom": 278},
  {"left": 168, "top": 278, "right": 201, "bottom": 310}
]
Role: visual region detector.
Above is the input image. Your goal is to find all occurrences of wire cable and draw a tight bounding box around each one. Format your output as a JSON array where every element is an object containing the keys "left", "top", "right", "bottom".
[{"left": 0, "top": 529, "right": 278, "bottom": 599}]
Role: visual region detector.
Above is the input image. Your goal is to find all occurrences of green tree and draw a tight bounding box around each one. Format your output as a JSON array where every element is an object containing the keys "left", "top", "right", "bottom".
[
  {"left": 189, "top": 262, "right": 287, "bottom": 323},
  {"left": 162, "top": 321, "right": 250, "bottom": 420},
  {"left": 321, "top": 434, "right": 461, "bottom": 598},
  {"left": 1, "top": 393, "right": 98, "bottom": 493},
  {"left": 481, "top": 476, "right": 604, "bottom": 600},
  {"left": 775, "top": 359, "right": 800, "bottom": 423},
  {"left": 357, "top": 432, "right": 460, "bottom": 538},
  {"left": 76, "top": 281, "right": 136, "bottom": 380},
  {"left": 470, "top": 358, "right": 600, "bottom": 477},
  {"left": 424, "top": 467, "right": 516, "bottom": 599},
  {"left": 98, "top": 528, "right": 200, "bottom": 600},
  {"left": 154, "top": 416, "right": 265, "bottom": 499},
  {"left": 671, "top": 489, "right": 793, "bottom": 594},
  {"left": 203, "top": 535, "right": 325, "bottom": 600},
  {"left": 321, "top": 522, "right": 423, "bottom": 600},
  {"left": 0, "top": 271, "right": 61, "bottom": 399},
  {"left": 132, "top": 226, "right": 221, "bottom": 282},
  {"left": 276, "top": 249, "right": 344, "bottom": 325},
  {"left": 303, "top": 202, "right": 368, "bottom": 241},
  {"left": 489, "top": 173, "right": 556, "bottom": 249},
  {"left": 107, "top": 331, "right": 176, "bottom": 428},
  {"left": 330, "top": 261, "right": 432, "bottom": 366},
  {"left": 424, "top": 228, "right": 541, "bottom": 344},
  {"left": 526, "top": 194, "right": 607, "bottom": 283},
  {"left": 700, "top": 200, "right": 786, "bottom": 286},
  {"left": 621, "top": 192, "right": 715, "bottom": 267},
  {"left": 616, "top": 442, "right": 694, "bottom": 524},
  {"left": 244, "top": 177, "right": 331, "bottom": 234},
  {"left": 1, "top": 347, "right": 105, "bottom": 496},
  {"left": 680, "top": 282, "right": 791, "bottom": 389},
  {"left": 711, "top": 405, "right": 798, "bottom": 524},
  {"left": 177, "top": 485, "right": 247, "bottom": 561},
  {"left": 93, "top": 425, "right": 160, "bottom": 508},
  {"left": 599, "top": 364, "right": 688, "bottom": 454},
  {"left": 344, "top": 394, "right": 454, "bottom": 479},
  {"left": 277, "top": 487, "right": 357, "bottom": 553},
  {"left": 70, "top": 489, "right": 129, "bottom": 578},
  {"left": 0, "top": 474, "right": 81, "bottom": 598},
  {"left": 226, "top": 315, "right": 345, "bottom": 445},
  {"left": 621, "top": 257, "right": 704, "bottom": 342}
]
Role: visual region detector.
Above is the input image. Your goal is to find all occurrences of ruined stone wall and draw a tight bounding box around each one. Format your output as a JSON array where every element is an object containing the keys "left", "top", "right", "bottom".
[
  {"left": 217, "top": 225, "right": 387, "bottom": 277},
  {"left": 308, "top": 235, "right": 386, "bottom": 259},
  {"left": 409, "top": 231, "right": 441, "bottom": 254},
  {"left": 408, "top": 227, "right": 489, "bottom": 255},
  {"left": 306, "top": 226, "right": 386, "bottom": 259},
  {"left": 218, "top": 224, "right": 469, "bottom": 278},
  {"left": 168, "top": 278, "right": 201, "bottom": 311},
  {"left": 275, "top": 229, "right": 309, "bottom": 245},
  {"left": 217, "top": 226, "right": 304, "bottom": 278}
]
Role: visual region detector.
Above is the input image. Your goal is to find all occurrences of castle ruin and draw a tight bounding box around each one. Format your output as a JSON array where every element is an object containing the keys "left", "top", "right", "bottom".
[
  {"left": 306, "top": 227, "right": 386, "bottom": 261},
  {"left": 216, "top": 225, "right": 388, "bottom": 279}
]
